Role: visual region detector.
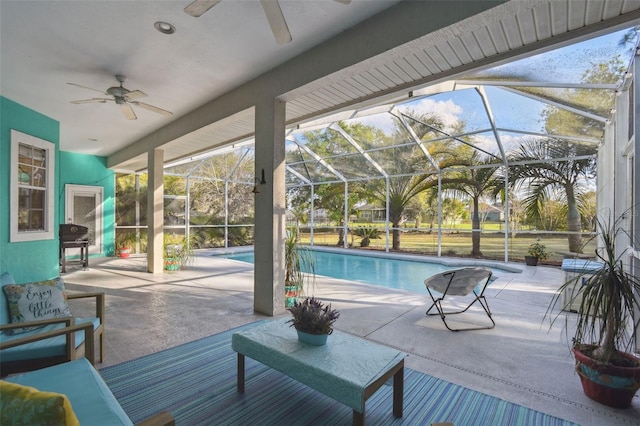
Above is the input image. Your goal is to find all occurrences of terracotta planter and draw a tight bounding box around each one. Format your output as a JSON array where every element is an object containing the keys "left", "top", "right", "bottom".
[
  {"left": 118, "top": 247, "right": 131, "bottom": 258},
  {"left": 285, "top": 285, "right": 300, "bottom": 308},
  {"left": 572, "top": 345, "right": 640, "bottom": 408},
  {"left": 164, "top": 259, "right": 180, "bottom": 271},
  {"left": 296, "top": 330, "right": 328, "bottom": 346},
  {"left": 524, "top": 256, "right": 538, "bottom": 266}
]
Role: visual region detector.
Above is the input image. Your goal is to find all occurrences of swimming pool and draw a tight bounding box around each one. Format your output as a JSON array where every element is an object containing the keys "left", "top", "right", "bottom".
[{"left": 221, "top": 250, "right": 462, "bottom": 294}]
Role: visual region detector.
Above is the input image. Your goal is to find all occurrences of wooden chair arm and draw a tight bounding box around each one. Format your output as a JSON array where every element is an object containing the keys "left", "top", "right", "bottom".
[
  {"left": 66, "top": 292, "right": 105, "bottom": 322},
  {"left": 0, "top": 322, "right": 95, "bottom": 365},
  {"left": 66, "top": 292, "right": 104, "bottom": 300},
  {"left": 0, "top": 317, "right": 74, "bottom": 332},
  {"left": 135, "top": 410, "right": 175, "bottom": 426}
]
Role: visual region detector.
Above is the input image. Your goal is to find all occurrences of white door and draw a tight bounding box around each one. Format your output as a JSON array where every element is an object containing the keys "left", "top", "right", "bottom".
[{"left": 65, "top": 184, "right": 103, "bottom": 254}]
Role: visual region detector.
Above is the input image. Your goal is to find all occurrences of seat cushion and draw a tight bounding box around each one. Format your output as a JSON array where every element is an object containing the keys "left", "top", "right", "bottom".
[
  {"left": 3, "top": 277, "right": 71, "bottom": 335},
  {"left": 4, "top": 358, "right": 133, "bottom": 426},
  {"left": 0, "top": 380, "right": 80, "bottom": 426},
  {"left": 0, "top": 317, "right": 99, "bottom": 362}
]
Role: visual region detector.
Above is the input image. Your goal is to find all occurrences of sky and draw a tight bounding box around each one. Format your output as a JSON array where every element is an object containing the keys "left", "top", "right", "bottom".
[{"left": 337, "top": 26, "right": 637, "bottom": 159}]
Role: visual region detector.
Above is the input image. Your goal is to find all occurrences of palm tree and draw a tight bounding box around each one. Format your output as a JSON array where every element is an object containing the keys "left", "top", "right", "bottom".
[
  {"left": 385, "top": 175, "right": 438, "bottom": 250},
  {"left": 508, "top": 138, "right": 596, "bottom": 253},
  {"left": 362, "top": 111, "right": 450, "bottom": 250},
  {"left": 441, "top": 151, "right": 503, "bottom": 256}
]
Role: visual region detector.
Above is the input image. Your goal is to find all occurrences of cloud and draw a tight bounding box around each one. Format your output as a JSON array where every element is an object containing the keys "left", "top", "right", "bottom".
[
  {"left": 404, "top": 98, "right": 463, "bottom": 129},
  {"left": 355, "top": 98, "right": 466, "bottom": 134},
  {"left": 352, "top": 113, "right": 397, "bottom": 134},
  {"left": 471, "top": 132, "right": 546, "bottom": 156}
]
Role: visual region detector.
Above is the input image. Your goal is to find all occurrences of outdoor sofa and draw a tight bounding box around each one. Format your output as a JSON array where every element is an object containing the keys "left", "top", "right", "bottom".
[{"left": 1, "top": 328, "right": 174, "bottom": 425}]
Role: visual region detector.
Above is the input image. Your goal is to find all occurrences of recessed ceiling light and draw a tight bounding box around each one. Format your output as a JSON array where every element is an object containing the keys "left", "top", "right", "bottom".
[{"left": 154, "top": 21, "right": 176, "bottom": 35}]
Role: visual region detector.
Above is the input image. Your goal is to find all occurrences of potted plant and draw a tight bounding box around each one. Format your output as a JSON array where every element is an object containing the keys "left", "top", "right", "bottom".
[
  {"left": 548, "top": 215, "right": 640, "bottom": 408},
  {"left": 163, "top": 233, "right": 193, "bottom": 271},
  {"left": 115, "top": 231, "right": 137, "bottom": 258},
  {"left": 287, "top": 297, "right": 340, "bottom": 346},
  {"left": 284, "top": 228, "right": 315, "bottom": 307},
  {"left": 525, "top": 239, "right": 548, "bottom": 266}
]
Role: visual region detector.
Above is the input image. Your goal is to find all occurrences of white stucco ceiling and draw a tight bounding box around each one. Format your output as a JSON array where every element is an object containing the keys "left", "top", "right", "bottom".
[
  {"left": 2, "top": 1, "right": 640, "bottom": 172},
  {"left": 0, "top": 0, "right": 400, "bottom": 156}
]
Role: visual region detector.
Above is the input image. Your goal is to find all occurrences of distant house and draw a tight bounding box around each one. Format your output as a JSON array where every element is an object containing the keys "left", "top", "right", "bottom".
[
  {"left": 471, "top": 204, "right": 504, "bottom": 222},
  {"left": 356, "top": 204, "right": 386, "bottom": 222},
  {"left": 285, "top": 209, "right": 329, "bottom": 226}
]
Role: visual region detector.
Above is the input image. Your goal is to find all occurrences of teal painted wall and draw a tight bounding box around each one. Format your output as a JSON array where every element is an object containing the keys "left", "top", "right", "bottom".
[
  {"left": 0, "top": 97, "right": 60, "bottom": 282},
  {"left": 1, "top": 97, "right": 116, "bottom": 283},
  {"left": 59, "top": 152, "right": 115, "bottom": 257}
]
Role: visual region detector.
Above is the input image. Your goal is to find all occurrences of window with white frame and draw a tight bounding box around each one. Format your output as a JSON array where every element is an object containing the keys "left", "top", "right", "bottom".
[{"left": 10, "top": 130, "right": 55, "bottom": 242}]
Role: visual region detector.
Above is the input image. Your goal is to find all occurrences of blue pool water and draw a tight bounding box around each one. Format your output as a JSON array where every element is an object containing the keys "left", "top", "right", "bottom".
[{"left": 222, "top": 250, "right": 454, "bottom": 294}]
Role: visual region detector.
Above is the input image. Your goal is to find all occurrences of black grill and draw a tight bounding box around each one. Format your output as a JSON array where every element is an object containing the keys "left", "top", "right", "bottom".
[
  {"left": 59, "top": 224, "right": 89, "bottom": 273},
  {"left": 59, "top": 224, "right": 89, "bottom": 242}
]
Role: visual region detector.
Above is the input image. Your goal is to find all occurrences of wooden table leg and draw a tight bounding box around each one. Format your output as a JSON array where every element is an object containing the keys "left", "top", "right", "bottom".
[
  {"left": 352, "top": 409, "right": 364, "bottom": 426},
  {"left": 237, "top": 353, "right": 245, "bottom": 393},
  {"left": 393, "top": 365, "right": 404, "bottom": 417}
]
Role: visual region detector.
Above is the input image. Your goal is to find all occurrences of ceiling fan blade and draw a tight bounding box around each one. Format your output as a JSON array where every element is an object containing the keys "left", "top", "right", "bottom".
[
  {"left": 184, "top": 0, "right": 222, "bottom": 17},
  {"left": 67, "top": 82, "right": 108, "bottom": 95},
  {"left": 120, "top": 103, "right": 137, "bottom": 120},
  {"left": 70, "top": 98, "right": 111, "bottom": 104},
  {"left": 259, "top": 0, "right": 292, "bottom": 44},
  {"left": 334, "top": 0, "right": 351, "bottom": 3},
  {"left": 125, "top": 90, "right": 147, "bottom": 100},
  {"left": 131, "top": 101, "right": 173, "bottom": 117}
]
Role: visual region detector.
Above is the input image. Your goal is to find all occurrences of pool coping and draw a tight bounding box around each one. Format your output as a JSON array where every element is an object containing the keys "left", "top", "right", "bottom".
[{"left": 206, "top": 245, "right": 523, "bottom": 273}]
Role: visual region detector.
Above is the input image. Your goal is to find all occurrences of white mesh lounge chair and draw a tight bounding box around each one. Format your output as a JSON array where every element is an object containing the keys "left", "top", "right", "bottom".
[{"left": 424, "top": 267, "right": 495, "bottom": 332}]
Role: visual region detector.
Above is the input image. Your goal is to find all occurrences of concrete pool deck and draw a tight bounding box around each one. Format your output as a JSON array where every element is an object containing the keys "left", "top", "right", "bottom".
[{"left": 61, "top": 248, "right": 639, "bottom": 426}]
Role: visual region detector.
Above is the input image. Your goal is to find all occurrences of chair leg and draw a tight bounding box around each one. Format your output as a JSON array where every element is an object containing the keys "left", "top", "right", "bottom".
[
  {"left": 425, "top": 288, "right": 441, "bottom": 316},
  {"left": 425, "top": 292, "right": 495, "bottom": 332},
  {"left": 99, "top": 331, "right": 104, "bottom": 363}
]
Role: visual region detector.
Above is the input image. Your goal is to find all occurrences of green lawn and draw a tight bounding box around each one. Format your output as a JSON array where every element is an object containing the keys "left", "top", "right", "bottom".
[{"left": 298, "top": 229, "right": 596, "bottom": 265}]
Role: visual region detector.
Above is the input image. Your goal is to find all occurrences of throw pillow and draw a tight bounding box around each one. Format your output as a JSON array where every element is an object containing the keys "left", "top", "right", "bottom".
[
  {"left": 0, "top": 380, "right": 80, "bottom": 426},
  {"left": 2, "top": 277, "right": 72, "bottom": 335}
]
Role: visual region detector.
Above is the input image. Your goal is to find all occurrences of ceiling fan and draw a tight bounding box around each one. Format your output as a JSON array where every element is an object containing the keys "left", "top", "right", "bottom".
[
  {"left": 67, "top": 75, "right": 173, "bottom": 120},
  {"left": 184, "top": 0, "right": 351, "bottom": 44}
]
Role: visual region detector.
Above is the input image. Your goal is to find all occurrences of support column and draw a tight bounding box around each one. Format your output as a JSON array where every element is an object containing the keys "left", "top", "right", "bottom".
[
  {"left": 598, "top": 121, "right": 615, "bottom": 219},
  {"left": 254, "top": 98, "right": 286, "bottom": 316},
  {"left": 633, "top": 51, "right": 640, "bottom": 353},
  {"left": 147, "top": 148, "right": 164, "bottom": 273},
  {"left": 611, "top": 92, "right": 627, "bottom": 254},
  {"left": 135, "top": 174, "right": 141, "bottom": 253}
]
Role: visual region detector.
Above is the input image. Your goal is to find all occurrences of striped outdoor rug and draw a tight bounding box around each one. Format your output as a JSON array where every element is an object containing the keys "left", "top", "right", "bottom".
[{"left": 100, "top": 321, "right": 577, "bottom": 426}]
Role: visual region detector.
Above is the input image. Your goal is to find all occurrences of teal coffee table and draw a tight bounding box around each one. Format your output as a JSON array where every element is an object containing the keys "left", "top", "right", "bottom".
[{"left": 232, "top": 318, "right": 406, "bottom": 425}]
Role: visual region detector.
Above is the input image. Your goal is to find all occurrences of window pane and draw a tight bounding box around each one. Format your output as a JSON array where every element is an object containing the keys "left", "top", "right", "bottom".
[
  {"left": 32, "top": 148, "right": 46, "bottom": 167},
  {"left": 30, "top": 210, "right": 44, "bottom": 230},
  {"left": 31, "top": 189, "right": 45, "bottom": 209},
  {"left": 18, "top": 188, "right": 45, "bottom": 231},
  {"left": 18, "top": 144, "right": 32, "bottom": 164},
  {"left": 18, "top": 165, "right": 31, "bottom": 184},
  {"left": 19, "top": 188, "right": 30, "bottom": 208},
  {"left": 18, "top": 208, "right": 29, "bottom": 230},
  {"left": 74, "top": 195, "right": 96, "bottom": 244},
  {"left": 32, "top": 167, "right": 45, "bottom": 187}
]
